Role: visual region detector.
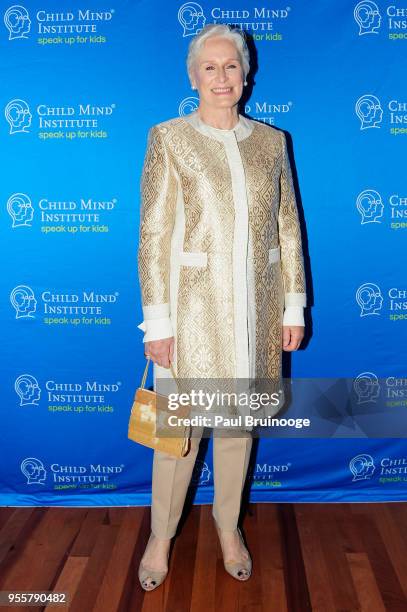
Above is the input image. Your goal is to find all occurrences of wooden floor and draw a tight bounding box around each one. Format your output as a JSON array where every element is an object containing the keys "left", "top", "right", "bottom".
[{"left": 0, "top": 502, "right": 406, "bottom": 611}]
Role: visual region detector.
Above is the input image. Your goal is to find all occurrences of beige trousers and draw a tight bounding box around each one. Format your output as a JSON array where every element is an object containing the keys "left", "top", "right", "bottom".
[{"left": 151, "top": 426, "right": 253, "bottom": 539}]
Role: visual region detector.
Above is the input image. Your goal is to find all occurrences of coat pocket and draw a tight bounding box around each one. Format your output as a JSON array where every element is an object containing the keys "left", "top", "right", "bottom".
[
  {"left": 268, "top": 246, "right": 281, "bottom": 264},
  {"left": 178, "top": 251, "right": 208, "bottom": 268}
]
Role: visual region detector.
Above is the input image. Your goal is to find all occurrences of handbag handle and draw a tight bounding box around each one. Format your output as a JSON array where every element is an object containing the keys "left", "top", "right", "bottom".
[{"left": 140, "top": 356, "right": 178, "bottom": 389}]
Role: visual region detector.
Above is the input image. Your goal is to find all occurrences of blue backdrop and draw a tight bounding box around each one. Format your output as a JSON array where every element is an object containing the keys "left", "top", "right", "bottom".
[{"left": 1, "top": 1, "right": 406, "bottom": 506}]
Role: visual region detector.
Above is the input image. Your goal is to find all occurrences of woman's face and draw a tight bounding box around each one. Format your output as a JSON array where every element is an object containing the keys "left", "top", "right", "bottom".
[{"left": 192, "top": 36, "right": 244, "bottom": 111}]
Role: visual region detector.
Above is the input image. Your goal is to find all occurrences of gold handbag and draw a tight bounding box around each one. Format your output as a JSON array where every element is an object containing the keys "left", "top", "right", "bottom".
[{"left": 128, "top": 357, "right": 191, "bottom": 457}]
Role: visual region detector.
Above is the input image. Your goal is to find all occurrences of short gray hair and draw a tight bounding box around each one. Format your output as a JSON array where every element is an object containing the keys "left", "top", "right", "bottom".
[{"left": 186, "top": 24, "right": 250, "bottom": 83}]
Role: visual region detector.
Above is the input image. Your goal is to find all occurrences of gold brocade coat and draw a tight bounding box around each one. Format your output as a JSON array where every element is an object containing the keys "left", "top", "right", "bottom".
[{"left": 137, "top": 110, "right": 307, "bottom": 424}]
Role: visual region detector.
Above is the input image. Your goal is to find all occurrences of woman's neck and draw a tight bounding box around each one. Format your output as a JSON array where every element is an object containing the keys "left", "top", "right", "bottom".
[{"left": 196, "top": 106, "right": 239, "bottom": 130}]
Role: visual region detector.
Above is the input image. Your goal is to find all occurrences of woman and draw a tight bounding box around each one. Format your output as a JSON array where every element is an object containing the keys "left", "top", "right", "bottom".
[{"left": 137, "top": 24, "right": 306, "bottom": 590}]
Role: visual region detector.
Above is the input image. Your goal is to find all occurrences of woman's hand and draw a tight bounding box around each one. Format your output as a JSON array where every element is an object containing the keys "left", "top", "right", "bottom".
[
  {"left": 145, "top": 337, "right": 175, "bottom": 368},
  {"left": 282, "top": 325, "right": 304, "bottom": 351}
]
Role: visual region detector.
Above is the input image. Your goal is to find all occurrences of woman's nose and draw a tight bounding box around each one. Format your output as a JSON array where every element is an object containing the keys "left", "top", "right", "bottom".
[{"left": 217, "top": 69, "right": 227, "bottom": 82}]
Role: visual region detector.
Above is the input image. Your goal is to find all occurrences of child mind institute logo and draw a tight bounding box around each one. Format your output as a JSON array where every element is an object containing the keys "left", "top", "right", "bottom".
[
  {"left": 4, "top": 99, "right": 116, "bottom": 138},
  {"left": 178, "top": 94, "right": 294, "bottom": 126},
  {"left": 349, "top": 454, "right": 407, "bottom": 483},
  {"left": 355, "top": 283, "right": 383, "bottom": 316},
  {"left": 353, "top": 372, "right": 381, "bottom": 404},
  {"left": 177, "top": 3, "right": 291, "bottom": 40},
  {"left": 354, "top": 1, "right": 381, "bottom": 35},
  {"left": 4, "top": 5, "right": 31, "bottom": 40},
  {"left": 6, "top": 191, "right": 117, "bottom": 232},
  {"left": 9, "top": 285, "right": 119, "bottom": 325},
  {"left": 190, "top": 459, "right": 211, "bottom": 486},
  {"left": 179, "top": 96, "right": 199, "bottom": 116},
  {"left": 178, "top": 2, "right": 206, "bottom": 37},
  {"left": 349, "top": 454, "right": 376, "bottom": 481},
  {"left": 7, "top": 193, "right": 33, "bottom": 227},
  {"left": 10, "top": 285, "right": 37, "bottom": 318},
  {"left": 356, "top": 189, "right": 407, "bottom": 229},
  {"left": 20, "top": 459, "right": 125, "bottom": 487},
  {"left": 355, "top": 94, "right": 383, "bottom": 129},
  {"left": 14, "top": 375, "right": 121, "bottom": 413},
  {"left": 3, "top": 6, "right": 114, "bottom": 42},
  {"left": 356, "top": 284, "right": 407, "bottom": 320},
  {"left": 5, "top": 99, "right": 32, "bottom": 133},
  {"left": 354, "top": 2, "right": 407, "bottom": 40},
  {"left": 353, "top": 374, "right": 407, "bottom": 407},
  {"left": 21, "top": 458, "right": 47, "bottom": 484},
  {"left": 15, "top": 374, "right": 41, "bottom": 405},
  {"left": 356, "top": 189, "right": 384, "bottom": 224}
]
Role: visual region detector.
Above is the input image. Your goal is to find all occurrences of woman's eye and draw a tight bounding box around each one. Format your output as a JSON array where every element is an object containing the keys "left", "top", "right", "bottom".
[{"left": 204, "top": 64, "right": 237, "bottom": 71}]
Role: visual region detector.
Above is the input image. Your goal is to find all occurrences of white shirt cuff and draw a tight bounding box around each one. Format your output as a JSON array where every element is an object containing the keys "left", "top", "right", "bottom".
[
  {"left": 284, "top": 292, "right": 307, "bottom": 307},
  {"left": 137, "top": 303, "right": 174, "bottom": 342},
  {"left": 137, "top": 317, "right": 174, "bottom": 342},
  {"left": 283, "top": 306, "right": 305, "bottom": 326}
]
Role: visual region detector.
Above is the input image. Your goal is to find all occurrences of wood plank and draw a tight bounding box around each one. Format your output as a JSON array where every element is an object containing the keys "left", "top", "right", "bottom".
[
  {"left": 256, "top": 503, "right": 287, "bottom": 612},
  {"left": 190, "top": 505, "right": 218, "bottom": 612},
  {"left": 108, "top": 507, "right": 128, "bottom": 526},
  {"left": 69, "top": 508, "right": 108, "bottom": 556},
  {"left": 356, "top": 514, "right": 407, "bottom": 611},
  {"left": 0, "top": 508, "right": 86, "bottom": 592},
  {"left": 43, "top": 556, "right": 88, "bottom": 612},
  {"left": 0, "top": 508, "right": 20, "bottom": 531},
  {"left": 0, "top": 509, "right": 43, "bottom": 567},
  {"left": 317, "top": 514, "right": 359, "bottom": 610},
  {"left": 373, "top": 504, "right": 407, "bottom": 599},
  {"left": 119, "top": 508, "right": 150, "bottom": 612},
  {"left": 279, "top": 504, "right": 312, "bottom": 611},
  {"left": 387, "top": 502, "right": 407, "bottom": 553},
  {"left": 346, "top": 552, "right": 386, "bottom": 611},
  {"left": 238, "top": 508, "right": 263, "bottom": 612},
  {"left": 93, "top": 508, "right": 144, "bottom": 612},
  {"left": 68, "top": 523, "right": 120, "bottom": 612},
  {"left": 333, "top": 514, "right": 365, "bottom": 555},
  {"left": 165, "top": 505, "right": 200, "bottom": 612},
  {"left": 214, "top": 554, "right": 239, "bottom": 612},
  {"left": 295, "top": 505, "right": 337, "bottom": 612}
]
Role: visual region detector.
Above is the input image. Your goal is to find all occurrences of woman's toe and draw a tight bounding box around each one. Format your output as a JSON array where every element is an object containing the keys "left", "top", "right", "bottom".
[{"left": 143, "top": 578, "right": 156, "bottom": 589}]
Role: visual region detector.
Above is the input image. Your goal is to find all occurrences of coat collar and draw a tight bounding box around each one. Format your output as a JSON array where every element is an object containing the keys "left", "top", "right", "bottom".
[{"left": 183, "top": 109, "right": 254, "bottom": 142}]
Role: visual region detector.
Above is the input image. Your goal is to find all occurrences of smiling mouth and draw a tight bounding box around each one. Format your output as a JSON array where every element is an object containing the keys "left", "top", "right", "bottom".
[{"left": 212, "top": 87, "right": 232, "bottom": 94}]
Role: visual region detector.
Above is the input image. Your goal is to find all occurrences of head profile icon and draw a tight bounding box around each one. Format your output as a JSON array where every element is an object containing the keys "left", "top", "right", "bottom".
[
  {"left": 349, "top": 453, "right": 376, "bottom": 481},
  {"left": 7, "top": 192, "right": 34, "bottom": 227},
  {"left": 355, "top": 282, "right": 383, "bottom": 316},
  {"left": 4, "top": 5, "right": 31, "bottom": 40},
  {"left": 5, "top": 98, "right": 32, "bottom": 134},
  {"left": 356, "top": 189, "right": 384, "bottom": 224},
  {"left": 179, "top": 96, "right": 199, "bottom": 116},
  {"left": 15, "top": 374, "right": 41, "bottom": 406},
  {"left": 178, "top": 2, "right": 206, "bottom": 37},
  {"left": 353, "top": 372, "right": 381, "bottom": 404},
  {"left": 20, "top": 457, "right": 46, "bottom": 484},
  {"left": 191, "top": 459, "right": 211, "bottom": 486},
  {"left": 354, "top": 1, "right": 381, "bottom": 35},
  {"left": 10, "top": 284, "right": 37, "bottom": 318},
  {"left": 355, "top": 94, "right": 383, "bottom": 130}
]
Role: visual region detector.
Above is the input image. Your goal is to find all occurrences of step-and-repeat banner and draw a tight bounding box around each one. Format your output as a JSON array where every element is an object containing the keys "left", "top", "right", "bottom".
[{"left": 1, "top": 1, "right": 406, "bottom": 506}]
